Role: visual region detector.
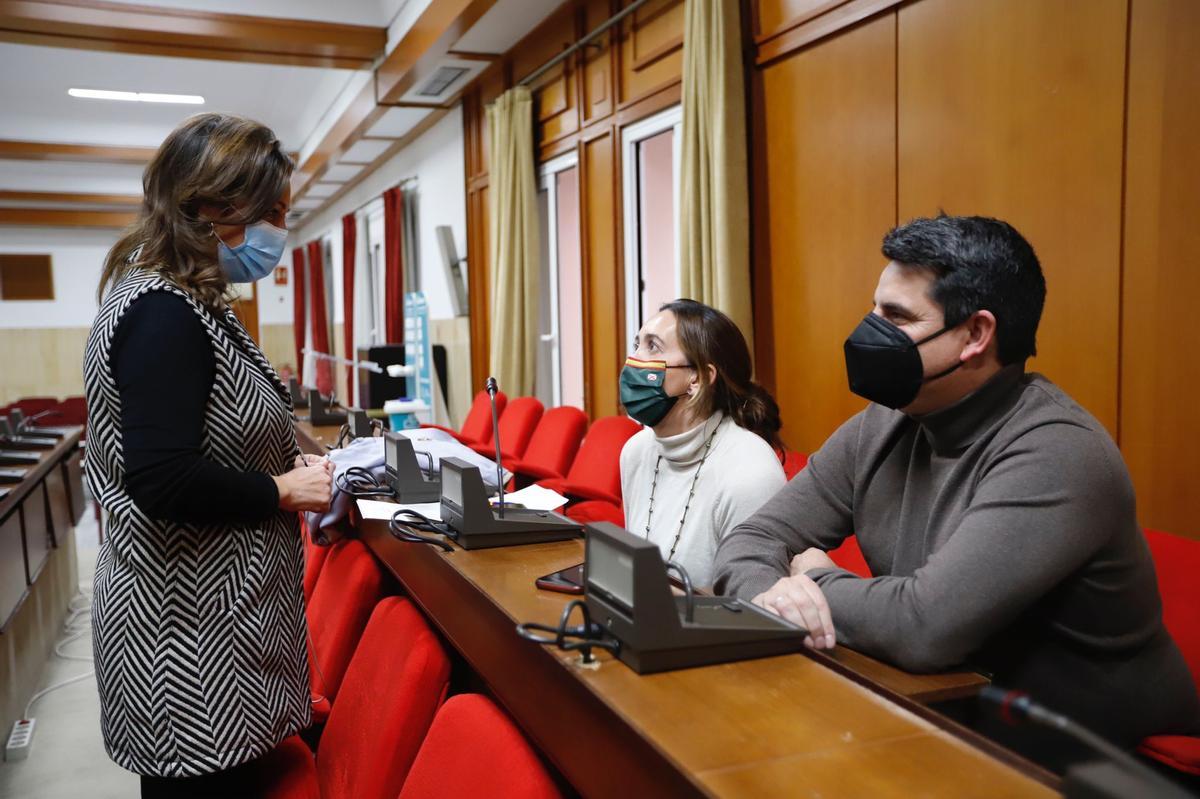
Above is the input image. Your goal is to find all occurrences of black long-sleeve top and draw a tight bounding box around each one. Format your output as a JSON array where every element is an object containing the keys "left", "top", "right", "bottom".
[{"left": 112, "top": 290, "right": 280, "bottom": 525}]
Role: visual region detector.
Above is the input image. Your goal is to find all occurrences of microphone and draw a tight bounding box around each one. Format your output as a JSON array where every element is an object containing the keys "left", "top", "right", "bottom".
[
  {"left": 486, "top": 377, "right": 504, "bottom": 518},
  {"left": 979, "top": 686, "right": 1190, "bottom": 798}
]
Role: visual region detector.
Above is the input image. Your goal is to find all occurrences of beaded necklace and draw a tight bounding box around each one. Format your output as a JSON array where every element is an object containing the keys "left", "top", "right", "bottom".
[{"left": 644, "top": 417, "right": 724, "bottom": 561}]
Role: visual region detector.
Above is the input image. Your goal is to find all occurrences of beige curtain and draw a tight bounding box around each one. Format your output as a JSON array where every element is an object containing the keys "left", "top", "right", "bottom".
[
  {"left": 486, "top": 86, "right": 540, "bottom": 395},
  {"left": 679, "top": 0, "right": 753, "bottom": 348}
]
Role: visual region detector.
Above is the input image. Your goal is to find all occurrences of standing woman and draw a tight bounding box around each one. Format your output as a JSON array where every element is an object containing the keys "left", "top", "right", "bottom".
[
  {"left": 619, "top": 299, "right": 788, "bottom": 589},
  {"left": 85, "top": 113, "right": 332, "bottom": 796}
]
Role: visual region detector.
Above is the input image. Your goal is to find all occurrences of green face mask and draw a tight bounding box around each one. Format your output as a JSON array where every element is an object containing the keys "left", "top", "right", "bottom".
[{"left": 619, "top": 356, "right": 693, "bottom": 427}]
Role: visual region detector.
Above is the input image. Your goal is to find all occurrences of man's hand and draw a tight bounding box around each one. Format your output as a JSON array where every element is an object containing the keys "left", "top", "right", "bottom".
[
  {"left": 752, "top": 574, "right": 836, "bottom": 650},
  {"left": 790, "top": 547, "right": 836, "bottom": 577}
]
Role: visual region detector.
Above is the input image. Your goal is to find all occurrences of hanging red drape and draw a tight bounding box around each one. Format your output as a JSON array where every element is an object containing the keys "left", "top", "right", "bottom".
[
  {"left": 307, "top": 239, "right": 334, "bottom": 397},
  {"left": 382, "top": 186, "right": 405, "bottom": 343},
  {"left": 341, "top": 213, "right": 357, "bottom": 398},
  {"left": 291, "top": 246, "right": 307, "bottom": 384}
]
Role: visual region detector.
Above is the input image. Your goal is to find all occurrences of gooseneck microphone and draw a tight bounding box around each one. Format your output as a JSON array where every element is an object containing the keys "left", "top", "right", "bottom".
[
  {"left": 486, "top": 377, "right": 505, "bottom": 518},
  {"left": 979, "top": 686, "right": 1191, "bottom": 799}
]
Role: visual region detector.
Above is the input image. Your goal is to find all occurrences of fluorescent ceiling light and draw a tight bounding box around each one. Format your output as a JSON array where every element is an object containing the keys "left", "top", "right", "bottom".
[{"left": 68, "top": 88, "right": 205, "bottom": 105}]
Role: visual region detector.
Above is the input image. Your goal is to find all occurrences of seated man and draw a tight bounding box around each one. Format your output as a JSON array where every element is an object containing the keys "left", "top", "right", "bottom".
[{"left": 713, "top": 214, "right": 1199, "bottom": 766}]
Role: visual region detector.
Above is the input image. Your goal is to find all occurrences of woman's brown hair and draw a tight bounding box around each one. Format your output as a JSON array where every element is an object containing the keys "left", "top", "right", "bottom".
[
  {"left": 661, "top": 299, "right": 785, "bottom": 455},
  {"left": 99, "top": 113, "right": 293, "bottom": 310}
]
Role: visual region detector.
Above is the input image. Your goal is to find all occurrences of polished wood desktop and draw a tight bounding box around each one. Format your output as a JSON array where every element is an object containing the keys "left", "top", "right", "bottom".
[{"left": 296, "top": 419, "right": 1055, "bottom": 797}]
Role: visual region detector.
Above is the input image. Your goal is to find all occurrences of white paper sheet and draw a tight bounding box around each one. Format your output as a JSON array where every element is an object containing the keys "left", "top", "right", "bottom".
[
  {"left": 499, "top": 483, "right": 570, "bottom": 512},
  {"left": 356, "top": 498, "right": 443, "bottom": 522}
]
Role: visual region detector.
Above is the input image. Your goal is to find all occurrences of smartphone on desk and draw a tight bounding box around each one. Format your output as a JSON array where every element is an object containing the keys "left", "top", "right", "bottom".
[{"left": 535, "top": 563, "right": 584, "bottom": 595}]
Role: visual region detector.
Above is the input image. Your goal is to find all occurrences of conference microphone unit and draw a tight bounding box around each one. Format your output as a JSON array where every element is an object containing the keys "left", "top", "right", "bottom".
[
  {"left": 978, "top": 686, "right": 1190, "bottom": 799},
  {"left": 485, "top": 376, "right": 505, "bottom": 518}
]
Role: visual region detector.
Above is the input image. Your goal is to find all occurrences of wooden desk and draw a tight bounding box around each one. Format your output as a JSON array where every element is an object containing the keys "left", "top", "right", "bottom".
[
  {"left": 355, "top": 519, "right": 1056, "bottom": 798},
  {"left": 294, "top": 418, "right": 987, "bottom": 705}
]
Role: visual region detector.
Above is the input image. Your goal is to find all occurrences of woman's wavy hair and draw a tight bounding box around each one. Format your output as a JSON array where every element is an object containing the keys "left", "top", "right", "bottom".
[
  {"left": 660, "top": 299, "right": 784, "bottom": 455},
  {"left": 99, "top": 113, "right": 293, "bottom": 310}
]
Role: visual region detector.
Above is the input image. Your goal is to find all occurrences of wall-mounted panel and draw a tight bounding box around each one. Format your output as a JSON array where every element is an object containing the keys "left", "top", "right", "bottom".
[
  {"left": 897, "top": 0, "right": 1127, "bottom": 434},
  {"left": 618, "top": 0, "right": 685, "bottom": 106},
  {"left": 758, "top": 12, "right": 897, "bottom": 454},
  {"left": 1120, "top": 0, "right": 1200, "bottom": 539},
  {"left": 582, "top": 132, "right": 621, "bottom": 417}
]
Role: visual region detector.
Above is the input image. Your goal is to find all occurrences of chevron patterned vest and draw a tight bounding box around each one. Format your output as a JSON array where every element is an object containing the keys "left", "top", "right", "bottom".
[{"left": 83, "top": 270, "right": 311, "bottom": 777}]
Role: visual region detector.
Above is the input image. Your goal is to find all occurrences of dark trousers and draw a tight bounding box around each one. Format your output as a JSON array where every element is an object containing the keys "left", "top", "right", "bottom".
[{"left": 140, "top": 755, "right": 270, "bottom": 798}]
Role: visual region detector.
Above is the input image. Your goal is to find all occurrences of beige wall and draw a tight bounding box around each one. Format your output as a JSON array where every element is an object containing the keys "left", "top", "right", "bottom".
[{"left": 0, "top": 328, "right": 90, "bottom": 406}]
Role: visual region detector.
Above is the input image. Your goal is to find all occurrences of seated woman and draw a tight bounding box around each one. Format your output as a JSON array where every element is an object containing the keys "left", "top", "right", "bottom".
[{"left": 619, "top": 299, "right": 787, "bottom": 589}]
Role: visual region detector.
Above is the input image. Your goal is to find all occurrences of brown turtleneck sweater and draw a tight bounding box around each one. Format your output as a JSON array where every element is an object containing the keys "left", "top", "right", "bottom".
[{"left": 713, "top": 365, "right": 1199, "bottom": 749}]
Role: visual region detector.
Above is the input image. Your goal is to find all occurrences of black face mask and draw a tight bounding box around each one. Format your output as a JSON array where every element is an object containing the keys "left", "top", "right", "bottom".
[{"left": 843, "top": 313, "right": 963, "bottom": 409}]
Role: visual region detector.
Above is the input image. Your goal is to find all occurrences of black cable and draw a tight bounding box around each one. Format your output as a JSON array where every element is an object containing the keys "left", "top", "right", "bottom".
[
  {"left": 335, "top": 466, "right": 394, "bottom": 498},
  {"left": 388, "top": 507, "right": 455, "bottom": 552},
  {"left": 516, "top": 599, "right": 620, "bottom": 664},
  {"left": 665, "top": 561, "right": 696, "bottom": 623}
]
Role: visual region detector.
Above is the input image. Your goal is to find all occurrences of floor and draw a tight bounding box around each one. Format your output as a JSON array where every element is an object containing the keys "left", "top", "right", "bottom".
[{"left": 0, "top": 503, "right": 140, "bottom": 799}]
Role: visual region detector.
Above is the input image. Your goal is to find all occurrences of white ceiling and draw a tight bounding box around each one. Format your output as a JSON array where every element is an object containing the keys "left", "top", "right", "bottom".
[
  {"left": 0, "top": 42, "right": 356, "bottom": 149},
  {"left": 453, "top": 0, "right": 567, "bottom": 54},
  {"left": 100, "top": 0, "right": 408, "bottom": 27}
]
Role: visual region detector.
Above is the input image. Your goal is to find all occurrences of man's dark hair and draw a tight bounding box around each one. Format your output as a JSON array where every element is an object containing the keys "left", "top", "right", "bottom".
[{"left": 882, "top": 214, "right": 1046, "bottom": 365}]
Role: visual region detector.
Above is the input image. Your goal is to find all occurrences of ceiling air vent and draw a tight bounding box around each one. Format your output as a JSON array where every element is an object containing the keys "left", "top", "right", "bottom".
[{"left": 417, "top": 66, "right": 470, "bottom": 98}]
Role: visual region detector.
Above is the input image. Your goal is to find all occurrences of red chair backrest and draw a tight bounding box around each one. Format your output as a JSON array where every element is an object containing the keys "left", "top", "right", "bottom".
[
  {"left": 307, "top": 540, "right": 385, "bottom": 702},
  {"left": 563, "top": 416, "right": 642, "bottom": 499},
  {"left": 496, "top": 396, "right": 544, "bottom": 460},
  {"left": 518, "top": 406, "right": 588, "bottom": 478},
  {"left": 319, "top": 597, "right": 450, "bottom": 799},
  {"left": 11, "top": 397, "right": 58, "bottom": 417},
  {"left": 829, "top": 536, "right": 872, "bottom": 578},
  {"left": 782, "top": 450, "right": 808, "bottom": 480},
  {"left": 302, "top": 520, "right": 329, "bottom": 602},
  {"left": 1145, "top": 528, "right": 1200, "bottom": 693},
  {"left": 460, "top": 390, "right": 506, "bottom": 445},
  {"left": 398, "top": 694, "right": 561, "bottom": 799},
  {"left": 53, "top": 396, "right": 88, "bottom": 427}
]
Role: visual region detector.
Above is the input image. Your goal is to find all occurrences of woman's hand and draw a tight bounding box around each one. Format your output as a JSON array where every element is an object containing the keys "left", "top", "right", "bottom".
[
  {"left": 274, "top": 462, "right": 333, "bottom": 512},
  {"left": 294, "top": 453, "right": 329, "bottom": 469}
]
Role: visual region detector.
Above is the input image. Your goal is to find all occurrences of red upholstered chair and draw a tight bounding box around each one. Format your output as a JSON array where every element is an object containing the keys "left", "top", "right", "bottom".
[
  {"left": 302, "top": 521, "right": 328, "bottom": 603},
  {"left": 469, "top": 396, "right": 543, "bottom": 460},
  {"left": 537, "top": 416, "right": 641, "bottom": 506},
  {"left": 397, "top": 694, "right": 562, "bottom": 799},
  {"left": 1137, "top": 528, "right": 1200, "bottom": 775},
  {"left": 263, "top": 597, "right": 451, "bottom": 799},
  {"left": 10, "top": 397, "right": 58, "bottom": 418},
  {"left": 54, "top": 396, "right": 88, "bottom": 426},
  {"left": 306, "top": 540, "right": 385, "bottom": 723},
  {"left": 566, "top": 499, "right": 625, "bottom": 527},
  {"left": 829, "top": 536, "right": 872, "bottom": 578},
  {"left": 782, "top": 450, "right": 808, "bottom": 480},
  {"left": 422, "top": 390, "right": 506, "bottom": 447},
  {"left": 505, "top": 406, "right": 588, "bottom": 487}
]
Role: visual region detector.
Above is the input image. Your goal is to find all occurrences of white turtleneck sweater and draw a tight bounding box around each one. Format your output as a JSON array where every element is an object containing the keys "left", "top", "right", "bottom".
[{"left": 619, "top": 411, "right": 787, "bottom": 589}]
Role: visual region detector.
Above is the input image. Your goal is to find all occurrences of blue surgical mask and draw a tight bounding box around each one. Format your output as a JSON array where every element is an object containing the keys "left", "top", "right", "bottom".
[{"left": 214, "top": 219, "right": 287, "bottom": 283}]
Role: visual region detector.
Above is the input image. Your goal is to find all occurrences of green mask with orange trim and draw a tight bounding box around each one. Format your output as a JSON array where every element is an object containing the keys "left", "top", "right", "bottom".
[{"left": 619, "top": 356, "right": 693, "bottom": 427}]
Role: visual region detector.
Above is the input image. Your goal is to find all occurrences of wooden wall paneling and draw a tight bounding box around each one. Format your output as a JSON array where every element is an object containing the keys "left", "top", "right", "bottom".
[
  {"left": 755, "top": 0, "right": 850, "bottom": 40},
  {"left": 757, "top": 12, "right": 897, "bottom": 454},
  {"left": 510, "top": 1, "right": 580, "bottom": 149},
  {"left": 617, "top": 0, "right": 685, "bottom": 107},
  {"left": 896, "top": 0, "right": 1127, "bottom": 434},
  {"left": 754, "top": 0, "right": 901, "bottom": 64},
  {"left": 257, "top": 323, "right": 296, "bottom": 377},
  {"left": 581, "top": 0, "right": 617, "bottom": 124},
  {"left": 467, "top": 183, "right": 491, "bottom": 391},
  {"left": 581, "top": 131, "right": 622, "bottom": 418},
  {"left": 1120, "top": 0, "right": 1200, "bottom": 539}
]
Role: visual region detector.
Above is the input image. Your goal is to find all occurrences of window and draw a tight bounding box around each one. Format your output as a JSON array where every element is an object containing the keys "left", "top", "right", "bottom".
[
  {"left": 621, "top": 105, "right": 682, "bottom": 352},
  {"left": 536, "top": 152, "right": 584, "bottom": 409},
  {"left": 0, "top": 254, "right": 53, "bottom": 300}
]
